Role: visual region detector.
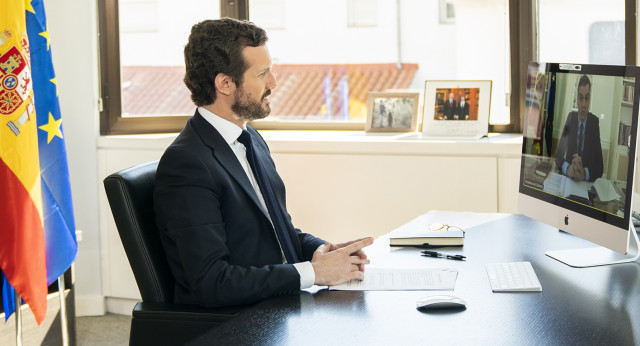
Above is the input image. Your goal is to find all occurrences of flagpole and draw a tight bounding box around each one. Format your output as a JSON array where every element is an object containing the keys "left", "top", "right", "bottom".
[
  {"left": 15, "top": 294, "right": 22, "bottom": 346},
  {"left": 58, "top": 276, "right": 69, "bottom": 346}
]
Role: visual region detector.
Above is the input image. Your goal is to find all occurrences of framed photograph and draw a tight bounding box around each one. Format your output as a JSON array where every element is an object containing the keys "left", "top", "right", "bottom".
[
  {"left": 365, "top": 92, "right": 420, "bottom": 133},
  {"left": 422, "top": 80, "right": 492, "bottom": 139}
]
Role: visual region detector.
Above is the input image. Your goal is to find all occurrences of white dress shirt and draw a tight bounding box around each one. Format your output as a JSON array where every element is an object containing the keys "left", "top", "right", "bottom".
[{"left": 198, "top": 107, "right": 315, "bottom": 289}]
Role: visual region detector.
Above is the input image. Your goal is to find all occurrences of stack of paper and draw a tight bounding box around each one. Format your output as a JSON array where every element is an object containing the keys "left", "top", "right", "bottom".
[
  {"left": 543, "top": 172, "right": 589, "bottom": 199},
  {"left": 329, "top": 268, "right": 458, "bottom": 291}
]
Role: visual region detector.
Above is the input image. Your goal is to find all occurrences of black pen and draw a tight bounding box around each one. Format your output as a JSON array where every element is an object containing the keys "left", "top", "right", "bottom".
[
  {"left": 421, "top": 250, "right": 466, "bottom": 261},
  {"left": 421, "top": 250, "right": 443, "bottom": 258}
]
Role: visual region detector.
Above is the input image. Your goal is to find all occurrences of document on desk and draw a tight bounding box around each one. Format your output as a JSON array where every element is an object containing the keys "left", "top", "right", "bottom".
[
  {"left": 593, "top": 178, "right": 621, "bottom": 202},
  {"left": 543, "top": 172, "right": 589, "bottom": 199},
  {"left": 328, "top": 268, "right": 458, "bottom": 291}
]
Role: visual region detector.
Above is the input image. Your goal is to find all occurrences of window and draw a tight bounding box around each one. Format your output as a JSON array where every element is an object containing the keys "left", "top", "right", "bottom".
[
  {"left": 439, "top": 0, "right": 456, "bottom": 24},
  {"left": 99, "top": 0, "right": 221, "bottom": 134},
  {"left": 250, "top": 0, "right": 510, "bottom": 128},
  {"left": 98, "top": 0, "right": 636, "bottom": 135},
  {"left": 347, "top": 0, "right": 379, "bottom": 27},
  {"left": 538, "top": 0, "right": 625, "bottom": 65}
]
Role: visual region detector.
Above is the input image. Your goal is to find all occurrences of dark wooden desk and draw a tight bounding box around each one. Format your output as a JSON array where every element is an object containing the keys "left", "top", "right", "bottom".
[{"left": 188, "top": 214, "right": 640, "bottom": 345}]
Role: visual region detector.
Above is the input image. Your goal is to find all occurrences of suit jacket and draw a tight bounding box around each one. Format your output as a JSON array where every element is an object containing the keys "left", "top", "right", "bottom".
[
  {"left": 154, "top": 110, "right": 325, "bottom": 308},
  {"left": 443, "top": 99, "right": 456, "bottom": 120},
  {"left": 555, "top": 111, "right": 604, "bottom": 182},
  {"left": 456, "top": 102, "right": 469, "bottom": 119}
]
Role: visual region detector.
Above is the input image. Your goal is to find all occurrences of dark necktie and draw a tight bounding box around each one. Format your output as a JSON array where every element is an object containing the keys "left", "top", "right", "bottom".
[
  {"left": 237, "top": 130, "right": 299, "bottom": 263},
  {"left": 577, "top": 123, "right": 584, "bottom": 156}
]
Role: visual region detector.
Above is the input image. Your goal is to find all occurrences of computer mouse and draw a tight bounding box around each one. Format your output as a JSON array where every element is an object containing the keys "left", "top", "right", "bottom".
[{"left": 416, "top": 295, "right": 466, "bottom": 310}]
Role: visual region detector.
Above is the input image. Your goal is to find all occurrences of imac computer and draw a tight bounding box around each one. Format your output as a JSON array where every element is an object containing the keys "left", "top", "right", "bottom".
[{"left": 519, "top": 62, "right": 640, "bottom": 267}]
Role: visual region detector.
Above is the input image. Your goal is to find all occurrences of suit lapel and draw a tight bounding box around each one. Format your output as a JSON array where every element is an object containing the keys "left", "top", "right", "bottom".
[
  {"left": 190, "top": 111, "right": 269, "bottom": 219},
  {"left": 247, "top": 126, "right": 303, "bottom": 253},
  {"left": 246, "top": 126, "right": 289, "bottom": 218}
]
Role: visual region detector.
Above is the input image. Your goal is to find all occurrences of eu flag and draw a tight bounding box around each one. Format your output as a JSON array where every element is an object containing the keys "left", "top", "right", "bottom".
[
  {"left": 27, "top": 0, "right": 78, "bottom": 284},
  {"left": 0, "top": 0, "right": 80, "bottom": 322}
]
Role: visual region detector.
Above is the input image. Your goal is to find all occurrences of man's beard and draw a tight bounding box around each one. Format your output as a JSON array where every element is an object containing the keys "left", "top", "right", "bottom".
[{"left": 231, "top": 86, "right": 271, "bottom": 121}]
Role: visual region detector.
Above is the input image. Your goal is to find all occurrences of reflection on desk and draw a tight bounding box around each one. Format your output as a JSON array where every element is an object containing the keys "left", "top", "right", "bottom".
[{"left": 187, "top": 212, "right": 640, "bottom": 345}]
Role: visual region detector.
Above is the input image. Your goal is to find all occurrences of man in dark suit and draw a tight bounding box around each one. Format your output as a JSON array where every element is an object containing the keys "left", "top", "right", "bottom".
[
  {"left": 442, "top": 92, "right": 456, "bottom": 120},
  {"left": 455, "top": 96, "right": 469, "bottom": 120},
  {"left": 555, "top": 75, "right": 604, "bottom": 182},
  {"left": 154, "top": 18, "right": 372, "bottom": 308}
]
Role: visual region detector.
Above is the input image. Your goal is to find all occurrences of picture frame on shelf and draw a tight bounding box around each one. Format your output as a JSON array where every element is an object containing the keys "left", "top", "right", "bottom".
[
  {"left": 365, "top": 92, "right": 420, "bottom": 133},
  {"left": 422, "top": 80, "right": 492, "bottom": 139}
]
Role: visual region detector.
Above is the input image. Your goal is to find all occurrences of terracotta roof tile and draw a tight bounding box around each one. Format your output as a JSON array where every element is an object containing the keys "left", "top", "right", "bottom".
[
  {"left": 121, "top": 63, "right": 418, "bottom": 120},
  {"left": 121, "top": 66, "right": 193, "bottom": 116}
]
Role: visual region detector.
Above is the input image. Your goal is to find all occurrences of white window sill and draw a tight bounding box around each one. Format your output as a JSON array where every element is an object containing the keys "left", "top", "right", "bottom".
[{"left": 97, "top": 131, "right": 523, "bottom": 157}]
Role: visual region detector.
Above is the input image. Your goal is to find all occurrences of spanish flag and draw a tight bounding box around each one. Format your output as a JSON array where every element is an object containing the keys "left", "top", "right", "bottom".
[{"left": 0, "top": 0, "right": 48, "bottom": 325}]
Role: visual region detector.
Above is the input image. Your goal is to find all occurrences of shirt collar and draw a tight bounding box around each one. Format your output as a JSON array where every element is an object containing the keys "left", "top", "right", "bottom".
[
  {"left": 198, "top": 106, "right": 244, "bottom": 145},
  {"left": 577, "top": 115, "right": 586, "bottom": 128}
]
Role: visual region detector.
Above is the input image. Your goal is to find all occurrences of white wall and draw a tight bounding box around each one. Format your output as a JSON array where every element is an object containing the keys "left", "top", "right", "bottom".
[{"left": 46, "top": 0, "right": 104, "bottom": 315}]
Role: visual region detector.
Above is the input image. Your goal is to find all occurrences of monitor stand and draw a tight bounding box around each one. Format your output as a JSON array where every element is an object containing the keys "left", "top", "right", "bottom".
[{"left": 546, "top": 226, "right": 640, "bottom": 267}]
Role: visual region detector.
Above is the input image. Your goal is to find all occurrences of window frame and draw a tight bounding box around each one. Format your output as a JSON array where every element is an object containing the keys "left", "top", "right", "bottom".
[
  {"left": 98, "top": 0, "right": 192, "bottom": 135},
  {"left": 98, "top": 0, "right": 636, "bottom": 135}
]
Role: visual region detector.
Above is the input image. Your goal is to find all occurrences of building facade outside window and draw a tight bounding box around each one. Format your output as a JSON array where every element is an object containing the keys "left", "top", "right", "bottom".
[{"left": 99, "top": 0, "right": 632, "bottom": 135}]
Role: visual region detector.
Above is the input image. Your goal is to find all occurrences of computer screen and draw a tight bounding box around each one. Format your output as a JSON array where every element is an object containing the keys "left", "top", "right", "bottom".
[{"left": 518, "top": 62, "right": 640, "bottom": 267}]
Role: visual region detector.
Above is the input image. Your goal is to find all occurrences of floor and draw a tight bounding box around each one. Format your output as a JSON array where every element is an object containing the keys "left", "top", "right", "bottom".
[{"left": 76, "top": 313, "right": 131, "bottom": 346}]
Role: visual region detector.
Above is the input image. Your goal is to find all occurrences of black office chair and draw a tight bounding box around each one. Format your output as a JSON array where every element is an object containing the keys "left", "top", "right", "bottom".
[{"left": 104, "top": 161, "right": 242, "bottom": 345}]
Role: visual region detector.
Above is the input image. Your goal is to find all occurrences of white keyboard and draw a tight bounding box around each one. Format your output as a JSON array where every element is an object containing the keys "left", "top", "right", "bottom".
[{"left": 485, "top": 262, "right": 542, "bottom": 292}]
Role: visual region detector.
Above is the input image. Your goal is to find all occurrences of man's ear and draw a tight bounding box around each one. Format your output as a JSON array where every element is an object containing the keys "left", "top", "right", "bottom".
[{"left": 214, "top": 73, "right": 234, "bottom": 96}]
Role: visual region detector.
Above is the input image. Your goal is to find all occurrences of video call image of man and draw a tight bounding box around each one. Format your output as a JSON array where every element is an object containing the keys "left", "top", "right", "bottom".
[
  {"left": 154, "top": 18, "right": 373, "bottom": 308},
  {"left": 455, "top": 96, "right": 469, "bottom": 120},
  {"left": 442, "top": 92, "right": 456, "bottom": 120},
  {"left": 555, "top": 75, "right": 604, "bottom": 182}
]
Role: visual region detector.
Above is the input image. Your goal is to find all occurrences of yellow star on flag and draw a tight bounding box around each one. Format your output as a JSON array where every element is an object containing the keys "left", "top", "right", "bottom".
[
  {"left": 39, "top": 25, "right": 50, "bottom": 50},
  {"left": 38, "top": 112, "right": 63, "bottom": 143},
  {"left": 25, "top": 0, "right": 35, "bottom": 13},
  {"left": 50, "top": 77, "right": 58, "bottom": 96}
]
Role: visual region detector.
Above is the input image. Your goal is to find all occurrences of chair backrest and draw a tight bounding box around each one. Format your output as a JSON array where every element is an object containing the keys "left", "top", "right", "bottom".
[{"left": 103, "top": 160, "right": 174, "bottom": 303}]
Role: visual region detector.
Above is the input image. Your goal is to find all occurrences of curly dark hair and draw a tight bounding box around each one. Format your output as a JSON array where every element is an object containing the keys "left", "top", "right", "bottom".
[{"left": 183, "top": 18, "right": 268, "bottom": 106}]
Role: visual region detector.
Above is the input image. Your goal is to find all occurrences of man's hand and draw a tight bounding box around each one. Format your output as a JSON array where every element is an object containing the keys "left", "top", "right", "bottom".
[
  {"left": 567, "top": 154, "right": 586, "bottom": 181},
  {"left": 571, "top": 154, "right": 583, "bottom": 167},
  {"left": 322, "top": 237, "right": 371, "bottom": 272},
  {"left": 311, "top": 237, "right": 373, "bottom": 286}
]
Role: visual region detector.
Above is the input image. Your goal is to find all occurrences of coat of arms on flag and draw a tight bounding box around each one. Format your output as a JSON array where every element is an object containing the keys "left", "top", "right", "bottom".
[{"left": 0, "top": 35, "right": 33, "bottom": 135}]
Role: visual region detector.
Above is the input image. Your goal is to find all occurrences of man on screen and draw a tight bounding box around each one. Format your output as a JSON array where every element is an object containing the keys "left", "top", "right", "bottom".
[{"left": 555, "top": 75, "right": 604, "bottom": 182}]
